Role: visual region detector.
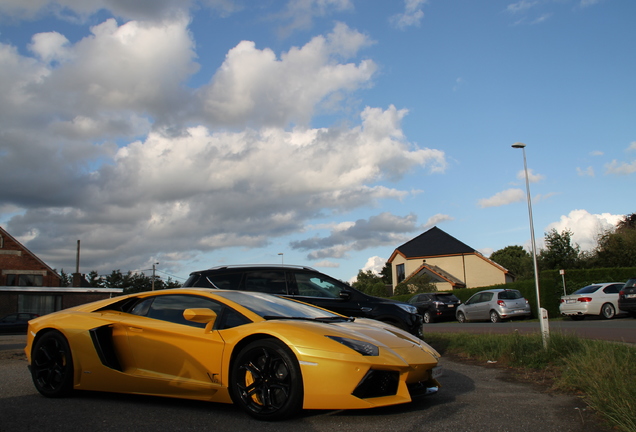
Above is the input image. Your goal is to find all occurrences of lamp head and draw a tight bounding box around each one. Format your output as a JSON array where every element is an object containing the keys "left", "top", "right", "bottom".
[{"left": 512, "top": 142, "right": 526, "bottom": 149}]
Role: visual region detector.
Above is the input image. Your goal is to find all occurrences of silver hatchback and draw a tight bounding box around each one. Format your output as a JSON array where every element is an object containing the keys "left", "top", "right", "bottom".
[{"left": 456, "top": 289, "right": 531, "bottom": 323}]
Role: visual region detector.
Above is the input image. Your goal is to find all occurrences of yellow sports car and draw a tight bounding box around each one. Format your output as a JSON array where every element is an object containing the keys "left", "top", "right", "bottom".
[{"left": 26, "top": 288, "right": 441, "bottom": 420}]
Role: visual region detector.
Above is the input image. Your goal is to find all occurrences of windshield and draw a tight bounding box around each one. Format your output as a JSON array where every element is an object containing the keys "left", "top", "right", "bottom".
[
  {"left": 573, "top": 285, "right": 601, "bottom": 294},
  {"left": 212, "top": 290, "right": 343, "bottom": 319}
]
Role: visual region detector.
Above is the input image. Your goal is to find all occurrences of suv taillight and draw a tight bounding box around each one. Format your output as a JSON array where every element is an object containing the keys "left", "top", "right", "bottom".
[{"left": 578, "top": 297, "right": 593, "bottom": 302}]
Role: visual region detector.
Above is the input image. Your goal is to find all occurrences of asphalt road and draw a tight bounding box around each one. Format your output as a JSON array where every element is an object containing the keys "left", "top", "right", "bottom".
[{"left": 0, "top": 333, "right": 611, "bottom": 432}]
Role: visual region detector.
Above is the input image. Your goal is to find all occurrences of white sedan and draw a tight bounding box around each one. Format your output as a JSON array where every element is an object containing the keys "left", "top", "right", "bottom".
[{"left": 559, "top": 282, "right": 625, "bottom": 320}]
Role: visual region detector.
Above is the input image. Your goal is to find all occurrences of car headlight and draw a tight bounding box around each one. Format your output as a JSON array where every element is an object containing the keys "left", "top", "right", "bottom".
[
  {"left": 396, "top": 303, "right": 418, "bottom": 315},
  {"left": 326, "top": 336, "right": 379, "bottom": 356}
]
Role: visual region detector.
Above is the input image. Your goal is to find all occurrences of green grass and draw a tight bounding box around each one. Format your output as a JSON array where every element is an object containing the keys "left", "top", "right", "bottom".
[{"left": 426, "top": 332, "right": 636, "bottom": 432}]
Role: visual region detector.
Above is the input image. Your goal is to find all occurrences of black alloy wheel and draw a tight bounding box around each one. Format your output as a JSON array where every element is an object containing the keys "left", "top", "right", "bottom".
[
  {"left": 31, "top": 331, "right": 74, "bottom": 397},
  {"left": 423, "top": 311, "right": 433, "bottom": 324},
  {"left": 230, "top": 339, "right": 303, "bottom": 421}
]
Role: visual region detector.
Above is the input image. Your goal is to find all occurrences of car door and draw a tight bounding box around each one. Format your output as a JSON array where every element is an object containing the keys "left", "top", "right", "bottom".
[
  {"left": 116, "top": 294, "right": 227, "bottom": 397},
  {"left": 463, "top": 292, "right": 493, "bottom": 321}
]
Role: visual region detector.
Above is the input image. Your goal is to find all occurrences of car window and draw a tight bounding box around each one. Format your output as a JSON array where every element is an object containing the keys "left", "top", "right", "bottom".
[
  {"left": 293, "top": 272, "right": 344, "bottom": 298},
  {"left": 205, "top": 272, "right": 243, "bottom": 290},
  {"left": 130, "top": 294, "right": 249, "bottom": 329},
  {"left": 573, "top": 285, "right": 601, "bottom": 295},
  {"left": 432, "top": 293, "right": 459, "bottom": 302},
  {"left": 603, "top": 284, "right": 623, "bottom": 294},
  {"left": 498, "top": 290, "right": 522, "bottom": 300},
  {"left": 1, "top": 314, "right": 18, "bottom": 323},
  {"left": 466, "top": 294, "right": 480, "bottom": 305},
  {"left": 481, "top": 292, "right": 494, "bottom": 302},
  {"left": 244, "top": 271, "right": 288, "bottom": 294}
]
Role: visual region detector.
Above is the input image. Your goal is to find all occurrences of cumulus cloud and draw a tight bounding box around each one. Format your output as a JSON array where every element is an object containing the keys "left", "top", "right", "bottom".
[
  {"left": 276, "top": 0, "right": 354, "bottom": 36},
  {"left": 423, "top": 213, "right": 454, "bottom": 228},
  {"left": 478, "top": 189, "right": 525, "bottom": 208},
  {"left": 516, "top": 168, "right": 544, "bottom": 183},
  {"left": 0, "top": 6, "right": 448, "bottom": 276},
  {"left": 543, "top": 209, "right": 622, "bottom": 251},
  {"left": 577, "top": 166, "right": 595, "bottom": 177},
  {"left": 506, "top": 1, "right": 538, "bottom": 14},
  {"left": 290, "top": 212, "right": 423, "bottom": 259},
  {"left": 199, "top": 22, "right": 375, "bottom": 128},
  {"left": 390, "top": 0, "right": 427, "bottom": 30},
  {"left": 605, "top": 160, "right": 636, "bottom": 175}
]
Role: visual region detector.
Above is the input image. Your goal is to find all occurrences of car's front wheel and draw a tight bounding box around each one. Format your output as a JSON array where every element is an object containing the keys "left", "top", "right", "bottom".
[
  {"left": 31, "top": 331, "right": 74, "bottom": 398},
  {"left": 229, "top": 339, "right": 303, "bottom": 421},
  {"left": 457, "top": 311, "right": 466, "bottom": 323},
  {"left": 601, "top": 303, "right": 616, "bottom": 319}
]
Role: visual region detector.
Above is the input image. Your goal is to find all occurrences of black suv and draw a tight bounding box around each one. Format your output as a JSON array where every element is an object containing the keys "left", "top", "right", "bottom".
[
  {"left": 183, "top": 265, "right": 423, "bottom": 338},
  {"left": 408, "top": 292, "right": 461, "bottom": 323},
  {"left": 618, "top": 277, "right": 636, "bottom": 317}
]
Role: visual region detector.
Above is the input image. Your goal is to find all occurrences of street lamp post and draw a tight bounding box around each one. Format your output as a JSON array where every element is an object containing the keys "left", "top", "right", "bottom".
[
  {"left": 278, "top": 253, "right": 284, "bottom": 265},
  {"left": 512, "top": 142, "right": 549, "bottom": 348}
]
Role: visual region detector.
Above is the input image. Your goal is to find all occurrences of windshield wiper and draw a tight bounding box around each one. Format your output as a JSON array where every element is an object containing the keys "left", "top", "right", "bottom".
[{"left": 263, "top": 316, "right": 355, "bottom": 323}]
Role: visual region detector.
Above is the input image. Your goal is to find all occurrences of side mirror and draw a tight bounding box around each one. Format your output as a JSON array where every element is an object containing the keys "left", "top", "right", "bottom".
[
  {"left": 183, "top": 308, "right": 217, "bottom": 332},
  {"left": 339, "top": 290, "right": 351, "bottom": 301}
]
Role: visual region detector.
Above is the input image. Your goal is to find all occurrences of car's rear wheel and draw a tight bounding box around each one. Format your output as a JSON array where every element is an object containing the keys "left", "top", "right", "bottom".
[
  {"left": 490, "top": 311, "right": 501, "bottom": 323},
  {"left": 423, "top": 311, "right": 434, "bottom": 324},
  {"left": 230, "top": 339, "right": 303, "bottom": 421},
  {"left": 457, "top": 312, "right": 466, "bottom": 323},
  {"left": 31, "top": 331, "right": 74, "bottom": 398},
  {"left": 601, "top": 303, "right": 616, "bottom": 319}
]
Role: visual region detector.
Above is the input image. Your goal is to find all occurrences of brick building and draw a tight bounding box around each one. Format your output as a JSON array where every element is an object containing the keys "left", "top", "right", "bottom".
[{"left": 0, "top": 226, "right": 122, "bottom": 317}]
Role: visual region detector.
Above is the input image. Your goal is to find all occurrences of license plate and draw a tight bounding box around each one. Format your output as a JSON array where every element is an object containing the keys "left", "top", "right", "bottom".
[
  {"left": 431, "top": 366, "right": 442, "bottom": 379},
  {"left": 566, "top": 299, "right": 576, "bottom": 304},
  {"left": 448, "top": 304, "right": 454, "bottom": 308},
  {"left": 514, "top": 309, "right": 525, "bottom": 313},
  {"left": 627, "top": 294, "right": 636, "bottom": 299}
]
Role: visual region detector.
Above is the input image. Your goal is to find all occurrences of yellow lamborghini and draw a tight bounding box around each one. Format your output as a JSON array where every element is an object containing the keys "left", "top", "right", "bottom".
[{"left": 25, "top": 288, "right": 441, "bottom": 420}]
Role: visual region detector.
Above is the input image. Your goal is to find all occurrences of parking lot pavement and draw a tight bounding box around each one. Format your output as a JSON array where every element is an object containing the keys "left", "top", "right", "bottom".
[
  {"left": 0, "top": 334, "right": 26, "bottom": 355},
  {"left": 1, "top": 331, "right": 611, "bottom": 432}
]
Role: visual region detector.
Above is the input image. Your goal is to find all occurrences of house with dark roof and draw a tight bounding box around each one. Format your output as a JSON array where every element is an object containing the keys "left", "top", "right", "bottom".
[{"left": 387, "top": 226, "right": 513, "bottom": 291}]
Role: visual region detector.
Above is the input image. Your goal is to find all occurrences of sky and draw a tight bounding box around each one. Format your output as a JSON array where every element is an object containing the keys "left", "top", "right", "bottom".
[{"left": 0, "top": 0, "right": 634, "bottom": 284}]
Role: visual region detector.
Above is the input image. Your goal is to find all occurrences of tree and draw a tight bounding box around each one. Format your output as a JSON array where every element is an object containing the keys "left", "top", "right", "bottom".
[
  {"left": 352, "top": 270, "right": 388, "bottom": 297},
  {"left": 379, "top": 262, "right": 392, "bottom": 285},
  {"left": 489, "top": 245, "right": 533, "bottom": 280},
  {"left": 593, "top": 213, "right": 636, "bottom": 267},
  {"left": 58, "top": 269, "right": 71, "bottom": 287},
  {"left": 538, "top": 228, "right": 581, "bottom": 270}
]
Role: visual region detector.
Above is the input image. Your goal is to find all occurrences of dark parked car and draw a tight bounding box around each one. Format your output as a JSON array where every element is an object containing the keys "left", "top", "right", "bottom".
[
  {"left": 0, "top": 312, "right": 39, "bottom": 333},
  {"left": 183, "top": 265, "right": 424, "bottom": 338},
  {"left": 618, "top": 277, "right": 636, "bottom": 317},
  {"left": 409, "top": 293, "right": 461, "bottom": 323}
]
